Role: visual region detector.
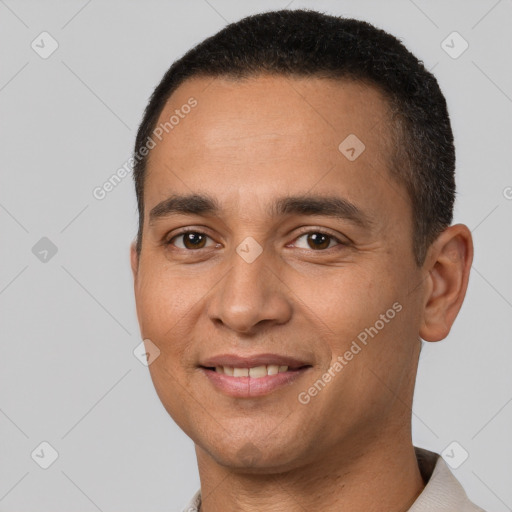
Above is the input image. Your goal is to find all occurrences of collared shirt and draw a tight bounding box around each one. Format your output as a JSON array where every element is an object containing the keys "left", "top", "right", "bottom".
[{"left": 182, "top": 447, "right": 487, "bottom": 511}]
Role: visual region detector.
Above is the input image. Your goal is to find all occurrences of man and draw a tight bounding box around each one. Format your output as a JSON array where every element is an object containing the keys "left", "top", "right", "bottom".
[{"left": 130, "top": 9, "right": 485, "bottom": 511}]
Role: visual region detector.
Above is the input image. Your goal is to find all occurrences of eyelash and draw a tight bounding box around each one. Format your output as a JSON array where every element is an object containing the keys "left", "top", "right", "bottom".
[{"left": 164, "top": 228, "right": 346, "bottom": 252}]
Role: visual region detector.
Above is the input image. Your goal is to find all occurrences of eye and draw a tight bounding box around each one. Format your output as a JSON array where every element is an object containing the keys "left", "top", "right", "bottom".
[
  {"left": 291, "top": 231, "right": 344, "bottom": 251},
  {"left": 167, "top": 230, "right": 217, "bottom": 250},
  {"left": 165, "top": 229, "right": 346, "bottom": 252}
]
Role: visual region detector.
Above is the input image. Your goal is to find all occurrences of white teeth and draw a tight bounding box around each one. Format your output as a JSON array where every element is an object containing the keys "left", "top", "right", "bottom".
[
  {"left": 267, "top": 364, "right": 280, "bottom": 375},
  {"left": 233, "top": 367, "right": 249, "bottom": 377},
  {"left": 214, "top": 364, "right": 290, "bottom": 377},
  {"left": 249, "top": 366, "right": 267, "bottom": 378}
]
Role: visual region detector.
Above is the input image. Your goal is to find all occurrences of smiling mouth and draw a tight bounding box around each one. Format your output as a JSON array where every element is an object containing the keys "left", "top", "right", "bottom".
[{"left": 200, "top": 364, "right": 312, "bottom": 378}]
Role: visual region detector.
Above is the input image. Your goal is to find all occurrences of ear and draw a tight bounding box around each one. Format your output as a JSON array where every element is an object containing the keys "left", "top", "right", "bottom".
[
  {"left": 419, "top": 224, "right": 473, "bottom": 342},
  {"left": 130, "top": 240, "right": 139, "bottom": 284}
]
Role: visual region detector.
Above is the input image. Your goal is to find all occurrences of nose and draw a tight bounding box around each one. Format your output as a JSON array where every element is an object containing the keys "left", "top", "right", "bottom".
[{"left": 207, "top": 246, "right": 293, "bottom": 334}]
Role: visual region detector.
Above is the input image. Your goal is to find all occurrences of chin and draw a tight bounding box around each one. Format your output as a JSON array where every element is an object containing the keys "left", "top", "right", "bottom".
[{"left": 203, "top": 437, "right": 310, "bottom": 474}]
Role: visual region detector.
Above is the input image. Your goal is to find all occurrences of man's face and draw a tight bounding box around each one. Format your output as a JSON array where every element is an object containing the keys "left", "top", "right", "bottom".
[{"left": 131, "top": 75, "right": 427, "bottom": 472}]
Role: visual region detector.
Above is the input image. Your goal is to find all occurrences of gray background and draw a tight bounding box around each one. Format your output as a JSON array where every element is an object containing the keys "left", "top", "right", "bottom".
[{"left": 1, "top": 0, "right": 511, "bottom": 510}]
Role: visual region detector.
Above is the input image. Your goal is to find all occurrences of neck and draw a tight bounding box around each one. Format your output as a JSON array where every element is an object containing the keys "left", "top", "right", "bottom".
[{"left": 195, "top": 431, "right": 425, "bottom": 512}]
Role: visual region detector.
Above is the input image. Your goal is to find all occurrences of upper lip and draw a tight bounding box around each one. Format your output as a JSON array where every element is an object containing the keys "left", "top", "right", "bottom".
[{"left": 200, "top": 353, "right": 311, "bottom": 370}]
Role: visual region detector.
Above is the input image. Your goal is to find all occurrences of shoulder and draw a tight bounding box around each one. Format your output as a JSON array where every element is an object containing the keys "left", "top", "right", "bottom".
[
  {"left": 410, "top": 446, "right": 487, "bottom": 512},
  {"left": 181, "top": 488, "right": 201, "bottom": 512}
]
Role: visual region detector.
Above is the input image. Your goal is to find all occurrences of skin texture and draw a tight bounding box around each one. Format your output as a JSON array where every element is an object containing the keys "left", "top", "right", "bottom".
[{"left": 130, "top": 75, "right": 473, "bottom": 512}]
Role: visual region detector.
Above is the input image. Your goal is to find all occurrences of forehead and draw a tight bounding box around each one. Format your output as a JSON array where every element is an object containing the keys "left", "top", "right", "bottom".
[
  {"left": 143, "top": 74, "right": 403, "bottom": 221},
  {"left": 149, "top": 74, "right": 391, "bottom": 160}
]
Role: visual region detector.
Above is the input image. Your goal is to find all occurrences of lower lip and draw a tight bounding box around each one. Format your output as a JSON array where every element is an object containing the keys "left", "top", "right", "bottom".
[{"left": 200, "top": 367, "right": 311, "bottom": 398}]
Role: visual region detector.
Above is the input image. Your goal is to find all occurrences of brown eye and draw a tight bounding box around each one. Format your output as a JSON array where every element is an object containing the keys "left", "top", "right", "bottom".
[
  {"left": 168, "top": 231, "right": 213, "bottom": 250},
  {"left": 306, "top": 233, "right": 331, "bottom": 250},
  {"left": 293, "top": 231, "right": 340, "bottom": 251}
]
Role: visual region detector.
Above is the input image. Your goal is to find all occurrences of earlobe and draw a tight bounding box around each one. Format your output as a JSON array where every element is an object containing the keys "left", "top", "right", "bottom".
[{"left": 419, "top": 224, "right": 473, "bottom": 342}]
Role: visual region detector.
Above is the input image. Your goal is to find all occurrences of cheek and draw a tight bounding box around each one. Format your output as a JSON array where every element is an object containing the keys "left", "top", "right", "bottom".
[
  {"left": 135, "top": 270, "right": 198, "bottom": 358},
  {"left": 288, "top": 263, "right": 402, "bottom": 349},
  {"left": 135, "top": 273, "right": 201, "bottom": 427}
]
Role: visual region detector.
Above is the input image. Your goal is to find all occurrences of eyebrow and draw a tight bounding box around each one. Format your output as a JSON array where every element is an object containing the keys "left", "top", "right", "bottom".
[{"left": 148, "top": 193, "right": 372, "bottom": 228}]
